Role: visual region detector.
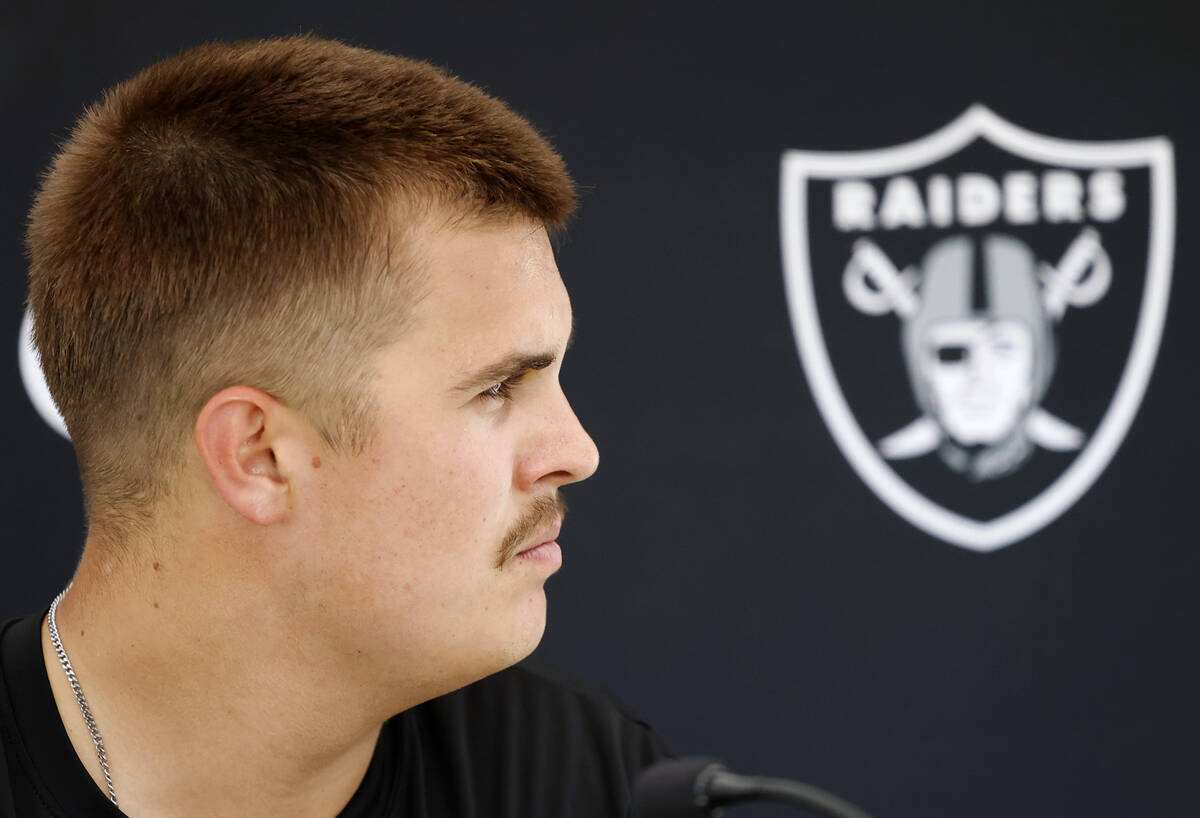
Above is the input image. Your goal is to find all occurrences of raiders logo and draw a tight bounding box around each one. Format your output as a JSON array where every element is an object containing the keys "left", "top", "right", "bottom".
[{"left": 780, "top": 105, "right": 1174, "bottom": 551}]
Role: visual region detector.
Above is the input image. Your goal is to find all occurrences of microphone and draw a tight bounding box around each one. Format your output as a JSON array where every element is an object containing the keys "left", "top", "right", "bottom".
[{"left": 633, "top": 757, "right": 875, "bottom": 818}]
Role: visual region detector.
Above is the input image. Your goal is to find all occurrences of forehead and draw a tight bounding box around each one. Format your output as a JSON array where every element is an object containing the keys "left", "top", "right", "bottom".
[{"left": 403, "top": 219, "right": 571, "bottom": 360}]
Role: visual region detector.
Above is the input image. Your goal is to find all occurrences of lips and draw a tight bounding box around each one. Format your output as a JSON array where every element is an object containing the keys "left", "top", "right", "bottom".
[
  {"left": 515, "top": 520, "right": 561, "bottom": 557},
  {"left": 496, "top": 494, "right": 568, "bottom": 569}
]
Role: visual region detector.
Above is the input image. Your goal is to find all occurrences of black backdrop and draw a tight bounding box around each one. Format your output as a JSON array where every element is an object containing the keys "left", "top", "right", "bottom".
[{"left": 2, "top": 2, "right": 1197, "bottom": 816}]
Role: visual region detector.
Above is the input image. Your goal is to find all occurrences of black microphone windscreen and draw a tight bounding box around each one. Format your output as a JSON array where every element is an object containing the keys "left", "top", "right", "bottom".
[{"left": 632, "top": 757, "right": 724, "bottom": 818}]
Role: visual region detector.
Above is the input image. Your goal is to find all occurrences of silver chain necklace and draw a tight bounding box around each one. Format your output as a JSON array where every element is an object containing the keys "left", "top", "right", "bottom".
[{"left": 47, "top": 587, "right": 119, "bottom": 807}]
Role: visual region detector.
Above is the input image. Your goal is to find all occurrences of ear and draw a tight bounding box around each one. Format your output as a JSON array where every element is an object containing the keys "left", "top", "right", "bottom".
[{"left": 194, "top": 386, "right": 300, "bottom": 526}]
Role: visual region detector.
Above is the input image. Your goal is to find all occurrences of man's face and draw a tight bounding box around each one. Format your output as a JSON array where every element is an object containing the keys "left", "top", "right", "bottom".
[
  {"left": 921, "top": 318, "right": 1035, "bottom": 446},
  {"left": 294, "top": 218, "right": 598, "bottom": 702}
]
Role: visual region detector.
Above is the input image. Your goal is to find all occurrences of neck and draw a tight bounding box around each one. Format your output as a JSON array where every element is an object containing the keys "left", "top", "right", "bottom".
[{"left": 42, "top": 537, "right": 387, "bottom": 818}]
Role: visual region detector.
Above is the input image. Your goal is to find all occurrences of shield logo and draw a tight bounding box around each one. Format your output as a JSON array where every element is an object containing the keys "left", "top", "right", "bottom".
[{"left": 779, "top": 105, "right": 1175, "bottom": 552}]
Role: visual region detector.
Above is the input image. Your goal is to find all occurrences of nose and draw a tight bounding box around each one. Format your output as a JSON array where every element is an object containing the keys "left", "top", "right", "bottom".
[{"left": 515, "top": 391, "right": 599, "bottom": 492}]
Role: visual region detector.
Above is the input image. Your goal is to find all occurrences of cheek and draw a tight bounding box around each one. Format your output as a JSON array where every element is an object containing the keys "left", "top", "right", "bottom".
[
  {"left": 339, "top": 428, "right": 515, "bottom": 582},
  {"left": 291, "top": 425, "right": 546, "bottom": 678}
]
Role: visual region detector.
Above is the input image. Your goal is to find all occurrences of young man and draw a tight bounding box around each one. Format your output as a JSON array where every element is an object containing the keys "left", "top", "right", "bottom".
[{"left": 0, "top": 36, "right": 667, "bottom": 817}]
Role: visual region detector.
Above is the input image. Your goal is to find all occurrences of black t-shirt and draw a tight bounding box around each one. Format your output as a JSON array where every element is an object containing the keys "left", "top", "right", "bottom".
[{"left": 0, "top": 611, "right": 669, "bottom": 817}]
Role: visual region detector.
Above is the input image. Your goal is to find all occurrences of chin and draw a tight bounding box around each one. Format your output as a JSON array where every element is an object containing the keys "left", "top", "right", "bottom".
[{"left": 489, "top": 591, "right": 549, "bottom": 672}]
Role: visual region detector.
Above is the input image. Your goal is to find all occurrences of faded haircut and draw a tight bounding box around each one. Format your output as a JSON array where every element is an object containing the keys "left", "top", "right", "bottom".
[{"left": 26, "top": 35, "right": 575, "bottom": 545}]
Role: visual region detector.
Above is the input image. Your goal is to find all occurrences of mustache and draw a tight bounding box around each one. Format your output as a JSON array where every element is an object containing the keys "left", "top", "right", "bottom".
[{"left": 497, "top": 493, "right": 568, "bottom": 568}]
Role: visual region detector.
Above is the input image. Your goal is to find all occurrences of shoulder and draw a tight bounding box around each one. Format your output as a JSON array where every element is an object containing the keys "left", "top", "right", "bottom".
[{"left": 0, "top": 613, "right": 62, "bottom": 818}]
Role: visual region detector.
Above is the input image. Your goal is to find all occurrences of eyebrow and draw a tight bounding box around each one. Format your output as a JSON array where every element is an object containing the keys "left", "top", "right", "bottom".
[
  {"left": 453, "top": 352, "right": 556, "bottom": 393},
  {"left": 452, "top": 321, "right": 577, "bottom": 393}
]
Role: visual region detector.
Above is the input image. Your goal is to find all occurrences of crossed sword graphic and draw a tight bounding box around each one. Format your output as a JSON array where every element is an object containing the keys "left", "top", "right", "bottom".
[{"left": 840, "top": 228, "right": 1112, "bottom": 459}]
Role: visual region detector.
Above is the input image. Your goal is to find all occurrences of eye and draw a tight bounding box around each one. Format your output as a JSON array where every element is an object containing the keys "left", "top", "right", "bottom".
[
  {"left": 478, "top": 371, "right": 529, "bottom": 403},
  {"left": 935, "top": 345, "right": 968, "bottom": 363},
  {"left": 480, "top": 380, "right": 514, "bottom": 401}
]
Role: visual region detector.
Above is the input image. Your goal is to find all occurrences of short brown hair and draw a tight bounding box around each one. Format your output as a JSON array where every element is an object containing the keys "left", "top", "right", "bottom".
[{"left": 26, "top": 35, "right": 575, "bottom": 541}]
